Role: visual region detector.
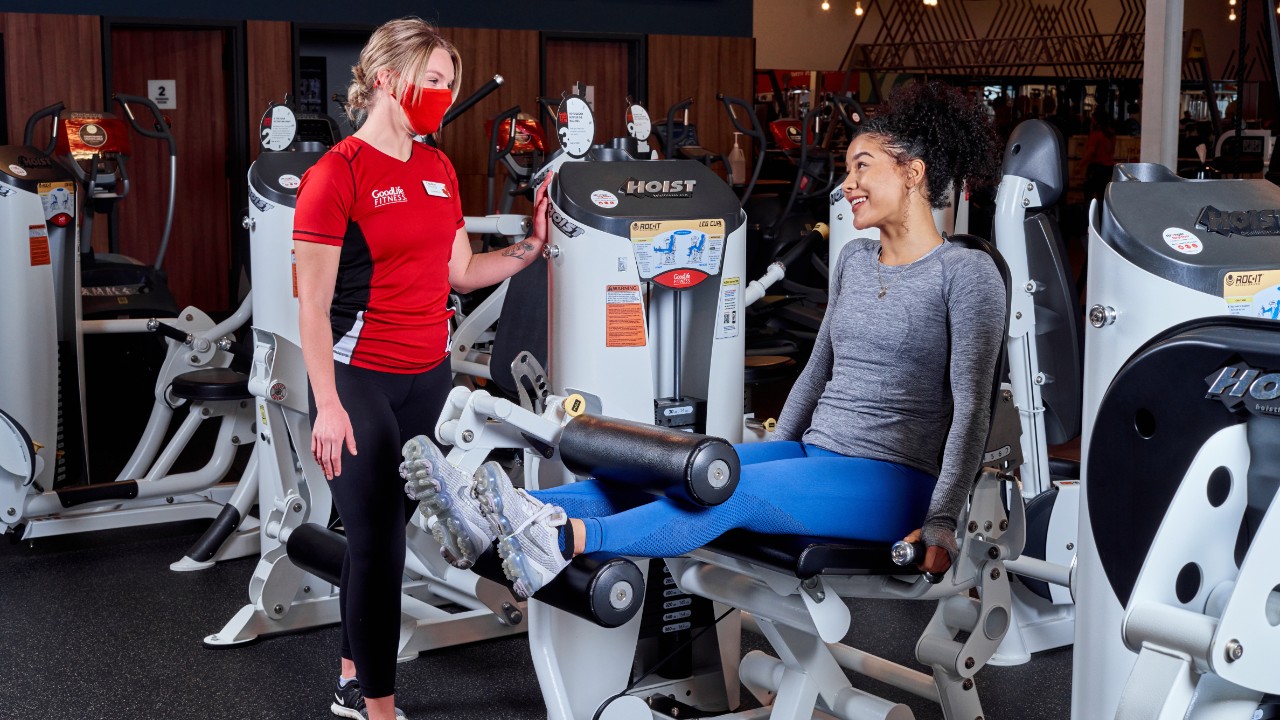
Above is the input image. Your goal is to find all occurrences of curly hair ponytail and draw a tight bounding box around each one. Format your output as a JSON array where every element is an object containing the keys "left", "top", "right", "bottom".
[{"left": 860, "top": 81, "right": 1000, "bottom": 209}]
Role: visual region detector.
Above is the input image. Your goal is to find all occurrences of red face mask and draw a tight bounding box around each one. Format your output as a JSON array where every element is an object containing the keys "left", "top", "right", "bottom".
[{"left": 394, "top": 83, "right": 453, "bottom": 135}]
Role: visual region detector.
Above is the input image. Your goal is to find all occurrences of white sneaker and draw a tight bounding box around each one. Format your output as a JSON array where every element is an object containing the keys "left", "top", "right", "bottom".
[
  {"left": 472, "top": 461, "right": 570, "bottom": 599},
  {"left": 400, "top": 436, "right": 495, "bottom": 569}
]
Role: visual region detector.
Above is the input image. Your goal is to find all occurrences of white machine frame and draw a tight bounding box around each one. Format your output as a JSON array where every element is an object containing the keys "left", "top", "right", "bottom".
[{"left": 0, "top": 150, "right": 260, "bottom": 565}]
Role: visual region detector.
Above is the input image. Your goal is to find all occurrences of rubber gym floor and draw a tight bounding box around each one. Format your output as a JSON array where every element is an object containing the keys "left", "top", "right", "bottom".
[{"left": 0, "top": 520, "right": 1072, "bottom": 719}]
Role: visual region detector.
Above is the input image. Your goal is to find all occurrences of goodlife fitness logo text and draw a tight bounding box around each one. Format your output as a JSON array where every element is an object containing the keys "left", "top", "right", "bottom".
[{"left": 372, "top": 186, "right": 407, "bottom": 208}]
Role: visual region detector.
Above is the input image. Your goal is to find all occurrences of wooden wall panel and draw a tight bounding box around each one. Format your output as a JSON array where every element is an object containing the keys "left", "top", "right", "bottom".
[
  {"left": 246, "top": 20, "right": 292, "bottom": 163},
  {"left": 544, "top": 39, "right": 631, "bottom": 142},
  {"left": 111, "top": 27, "right": 231, "bottom": 313},
  {"left": 647, "top": 35, "right": 755, "bottom": 169},
  {"left": 1, "top": 13, "right": 102, "bottom": 146},
  {"left": 436, "top": 27, "right": 540, "bottom": 218}
]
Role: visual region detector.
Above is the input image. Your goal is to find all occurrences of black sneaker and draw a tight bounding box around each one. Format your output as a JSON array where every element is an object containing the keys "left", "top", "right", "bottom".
[{"left": 331, "top": 678, "right": 407, "bottom": 719}]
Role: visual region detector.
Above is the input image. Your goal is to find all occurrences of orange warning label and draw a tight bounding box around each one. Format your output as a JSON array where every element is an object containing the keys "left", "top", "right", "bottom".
[
  {"left": 29, "top": 225, "right": 51, "bottom": 266},
  {"left": 605, "top": 284, "right": 645, "bottom": 348},
  {"left": 291, "top": 249, "right": 299, "bottom": 298}
]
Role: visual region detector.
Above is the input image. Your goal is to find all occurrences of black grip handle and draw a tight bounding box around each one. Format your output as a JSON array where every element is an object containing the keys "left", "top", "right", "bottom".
[
  {"left": 890, "top": 540, "right": 943, "bottom": 584},
  {"left": 663, "top": 97, "right": 697, "bottom": 150},
  {"left": 148, "top": 320, "right": 191, "bottom": 345},
  {"left": 220, "top": 339, "right": 255, "bottom": 361},
  {"left": 778, "top": 226, "right": 827, "bottom": 269},
  {"left": 831, "top": 95, "right": 866, "bottom": 133},
  {"left": 1245, "top": 414, "right": 1280, "bottom": 535},
  {"left": 441, "top": 74, "right": 504, "bottom": 130},
  {"left": 114, "top": 94, "right": 174, "bottom": 143},
  {"left": 23, "top": 102, "right": 64, "bottom": 156},
  {"left": 488, "top": 106, "right": 522, "bottom": 168},
  {"left": 717, "top": 94, "right": 765, "bottom": 142}
]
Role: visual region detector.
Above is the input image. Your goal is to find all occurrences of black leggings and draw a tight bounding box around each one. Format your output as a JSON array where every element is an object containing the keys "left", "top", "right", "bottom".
[{"left": 310, "top": 359, "right": 451, "bottom": 699}]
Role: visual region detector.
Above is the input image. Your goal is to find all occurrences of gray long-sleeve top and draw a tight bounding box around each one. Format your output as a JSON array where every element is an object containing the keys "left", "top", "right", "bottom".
[{"left": 773, "top": 239, "right": 1006, "bottom": 548}]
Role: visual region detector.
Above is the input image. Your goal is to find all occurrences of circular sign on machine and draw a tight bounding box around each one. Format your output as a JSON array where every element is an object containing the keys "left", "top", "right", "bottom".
[
  {"left": 627, "top": 104, "right": 652, "bottom": 142},
  {"left": 79, "top": 123, "right": 108, "bottom": 148},
  {"left": 591, "top": 190, "right": 619, "bottom": 208},
  {"left": 1162, "top": 227, "right": 1203, "bottom": 255},
  {"left": 278, "top": 174, "right": 301, "bottom": 190},
  {"left": 557, "top": 95, "right": 595, "bottom": 159},
  {"left": 260, "top": 105, "right": 298, "bottom": 152},
  {"left": 8, "top": 163, "right": 28, "bottom": 177}
]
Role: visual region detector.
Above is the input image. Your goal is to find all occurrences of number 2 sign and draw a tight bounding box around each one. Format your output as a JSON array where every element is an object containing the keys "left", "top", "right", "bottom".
[{"left": 147, "top": 79, "right": 177, "bottom": 110}]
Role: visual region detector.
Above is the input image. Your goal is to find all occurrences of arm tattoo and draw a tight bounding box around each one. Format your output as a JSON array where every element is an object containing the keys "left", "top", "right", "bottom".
[{"left": 502, "top": 241, "right": 536, "bottom": 260}]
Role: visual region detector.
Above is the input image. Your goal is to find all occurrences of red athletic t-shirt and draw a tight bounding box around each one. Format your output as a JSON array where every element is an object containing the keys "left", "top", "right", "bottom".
[{"left": 293, "top": 136, "right": 464, "bottom": 373}]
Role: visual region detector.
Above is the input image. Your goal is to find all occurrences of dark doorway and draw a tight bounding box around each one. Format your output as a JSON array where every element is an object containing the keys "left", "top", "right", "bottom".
[
  {"left": 103, "top": 19, "right": 246, "bottom": 315},
  {"left": 294, "top": 25, "right": 377, "bottom": 140}
]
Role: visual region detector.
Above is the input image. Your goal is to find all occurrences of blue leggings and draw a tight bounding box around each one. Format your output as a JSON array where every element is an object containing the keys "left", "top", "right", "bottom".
[{"left": 529, "top": 441, "right": 937, "bottom": 558}]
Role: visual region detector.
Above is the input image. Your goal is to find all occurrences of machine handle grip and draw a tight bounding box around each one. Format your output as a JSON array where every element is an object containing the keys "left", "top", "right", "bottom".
[
  {"left": 113, "top": 94, "right": 175, "bottom": 147},
  {"left": 778, "top": 224, "right": 828, "bottom": 269},
  {"left": 1245, "top": 414, "right": 1280, "bottom": 532},
  {"left": 890, "top": 541, "right": 944, "bottom": 584},
  {"left": 441, "top": 74, "right": 504, "bottom": 130},
  {"left": 537, "top": 96, "right": 561, "bottom": 130},
  {"left": 217, "top": 337, "right": 255, "bottom": 361},
  {"left": 147, "top": 319, "right": 192, "bottom": 345},
  {"left": 487, "top": 105, "right": 523, "bottom": 172},
  {"left": 23, "top": 102, "right": 64, "bottom": 156},
  {"left": 830, "top": 94, "right": 866, "bottom": 133},
  {"left": 716, "top": 94, "right": 765, "bottom": 143},
  {"left": 663, "top": 97, "right": 696, "bottom": 151},
  {"left": 716, "top": 93, "right": 767, "bottom": 205}
]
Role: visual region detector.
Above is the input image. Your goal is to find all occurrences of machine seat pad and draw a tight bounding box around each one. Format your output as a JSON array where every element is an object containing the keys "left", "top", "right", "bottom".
[
  {"left": 170, "top": 368, "right": 252, "bottom": 401},
  {"left": 706, "top": 530, "right": 917, "bottom": 580}
]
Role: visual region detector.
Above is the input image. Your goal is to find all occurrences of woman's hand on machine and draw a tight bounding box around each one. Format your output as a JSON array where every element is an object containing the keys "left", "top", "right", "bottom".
[
  {"left": 526, "top": 171, "right": 553, "bottom": 255},
  {"left": 311, "top": 402, "right": 357, "bottom": 481},
  {"left": 902, "top": 528, "right": 952, "bottom": 575}
]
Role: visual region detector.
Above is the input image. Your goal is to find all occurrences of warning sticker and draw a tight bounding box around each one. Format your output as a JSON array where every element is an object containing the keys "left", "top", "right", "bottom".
[
  {"left": 715, "top": 277, "right": 741, "bottom": 339},
  {"left": 605, "top": 284, "right": 646, "bottom": 347},
  {"left": 629, "top": 219, "right": 725, "bottom": 281},
  {"left": 1224, "top": 269, "right": 1280, "bottom": 319},
  {"left": 291, "top": 248, "right": 299, "bottom": 298},
  {"left": 29, "top": 225, "right": 51, "bottom": 266}
]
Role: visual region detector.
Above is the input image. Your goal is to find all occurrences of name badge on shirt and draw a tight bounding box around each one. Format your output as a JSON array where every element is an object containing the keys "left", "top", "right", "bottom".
[{"left": 422, "top": 180, "right": 450, "bottom": 198}]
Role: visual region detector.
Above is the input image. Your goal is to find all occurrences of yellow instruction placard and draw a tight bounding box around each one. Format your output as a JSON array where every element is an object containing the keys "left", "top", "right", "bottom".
[
  {"left": 605, "top": 284, "right": 646, "bottom": 347},
  {"left": 1224, "top": 269, "right": 1280, "bottom": 320},
  {"left": 629, "top": 219, "right": 725, "bottom": 280}
]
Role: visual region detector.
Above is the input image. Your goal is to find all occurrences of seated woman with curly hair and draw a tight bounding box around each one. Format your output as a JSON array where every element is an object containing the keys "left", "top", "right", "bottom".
[{"left": 402, "top": 80, "right": 1008, "bottom": 600}]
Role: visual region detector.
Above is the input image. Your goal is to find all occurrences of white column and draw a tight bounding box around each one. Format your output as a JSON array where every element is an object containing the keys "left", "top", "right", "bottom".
[{"left": 1140, "top": 0, "right": 1185, "bottom": 168}]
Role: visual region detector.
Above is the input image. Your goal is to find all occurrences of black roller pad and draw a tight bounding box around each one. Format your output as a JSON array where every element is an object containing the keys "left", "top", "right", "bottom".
[
  {"left": 559, "top": 414, "right": 739, "bottom": 507},
  {"left": 532, "top": 552, "right": 644, "bottom": 629},
  {"left": 285, "top": 523, "right": 346, "bottom": 587}
]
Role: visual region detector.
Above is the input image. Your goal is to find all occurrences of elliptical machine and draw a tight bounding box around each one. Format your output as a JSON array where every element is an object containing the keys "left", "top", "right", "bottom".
[
  {"left": 50, "top": 94, "right": 180, "bottom": 320},
  {"left": 0, "top": 100, "right": 258, "bottom": 566}
]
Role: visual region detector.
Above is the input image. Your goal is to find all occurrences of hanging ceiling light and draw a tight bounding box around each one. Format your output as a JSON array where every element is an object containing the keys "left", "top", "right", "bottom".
[
  {"left": 821, "top": 0, "right": 830, "bottom": 9},
  {"left": 855, "top": 0, "right": 864, "bottom": 14},
  {"left": 1229, "top": 9, "right": 1237, "bottom": 19}
]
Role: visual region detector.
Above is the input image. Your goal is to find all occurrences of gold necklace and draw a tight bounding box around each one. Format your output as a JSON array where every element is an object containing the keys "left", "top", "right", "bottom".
[{"left": 874, "top": 253, "right": 906, "bottom": 299}]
